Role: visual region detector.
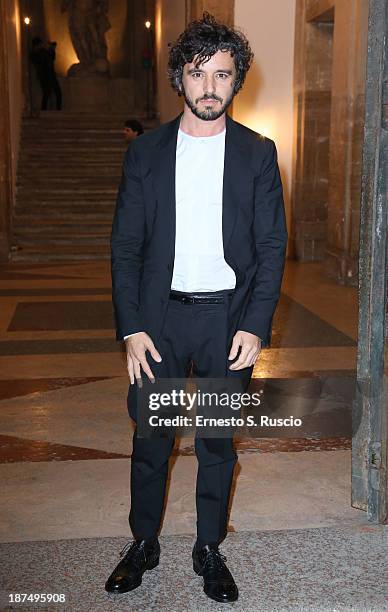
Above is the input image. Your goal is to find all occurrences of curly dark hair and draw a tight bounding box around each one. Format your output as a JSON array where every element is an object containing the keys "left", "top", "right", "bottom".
[{"left": 168, "top": 12, "right": 253, "bottom": 96}]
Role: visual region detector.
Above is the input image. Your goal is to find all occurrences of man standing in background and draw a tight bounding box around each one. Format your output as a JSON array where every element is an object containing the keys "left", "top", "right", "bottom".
[{"left": 30, "top": 37, "right": 62, "bottom": 111}]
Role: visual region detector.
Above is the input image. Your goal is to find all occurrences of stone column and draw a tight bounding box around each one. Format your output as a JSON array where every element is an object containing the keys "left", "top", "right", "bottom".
[
  {"left": 291, "top": 0, "right": 335, "bottom": 261},
  {"left": 325, "top": 0, "right": 369, "bottom": 284},
  {"left": 0, "top": 2, "right": 13, "bottom": 261},
  {"left": 292, "top": 0, "right": 369, "bottom": 285},
  {"left": 132, "top": 0, "right": 155, "bottom": 113}
]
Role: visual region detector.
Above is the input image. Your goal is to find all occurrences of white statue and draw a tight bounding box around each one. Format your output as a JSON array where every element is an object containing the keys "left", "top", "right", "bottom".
[{"left": 61, "top": 0, "right": 111, "bottom": 76}]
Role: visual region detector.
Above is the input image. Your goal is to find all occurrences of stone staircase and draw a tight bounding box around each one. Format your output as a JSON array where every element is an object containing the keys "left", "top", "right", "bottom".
[{"left": 11, "top": 112, "right": 158, "bottom": 262}]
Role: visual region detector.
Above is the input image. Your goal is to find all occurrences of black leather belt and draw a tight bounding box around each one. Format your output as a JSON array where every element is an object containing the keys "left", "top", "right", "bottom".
[{"left": 169, "top": 289, "right": 234, "bottom": 304}]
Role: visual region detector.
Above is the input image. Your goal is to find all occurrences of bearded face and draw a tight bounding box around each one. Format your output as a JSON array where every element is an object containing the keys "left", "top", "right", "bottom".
[{"left": 180, "top": 50, "right": 236, "bottom": 121}]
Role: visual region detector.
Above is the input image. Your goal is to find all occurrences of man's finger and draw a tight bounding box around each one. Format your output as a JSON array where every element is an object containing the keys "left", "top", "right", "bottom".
[
  {"left": 133, "top": 360, "right": 143, "bottom": 388},
  {"left": 139, "top": 357, "right": 155, "bottom": 383},
  {"left": 230, "top": 358, "right": 253, "bottom": 370},
  {"left": 247, "top": 347, "right": 260, "bottom": 366},
  {"left": 229, "top": 345, "right": 254, "bottom": 370},
  {"left": 228, "top": 336, "right": 241, "bottom": 361},
  {"left": 132, "top": 347, "right": 148, "bottom": 362},
  {"left": 242, "top": 346, "right": 261, "bottom": 369},
  {"left": 244, "top": 347, "right": 258, "bottom": 367},
  {"left": 247, "top": 349, "right": 260, "bottom": 368},
  {"left": 127, "top": 355, "right": 135, "bottom": 385},
  {"left": 146, "top": 340, "right": 162, "bottom": 363},
  {"left": 253, "top": 346, "right": 262, "bottom": 362}
]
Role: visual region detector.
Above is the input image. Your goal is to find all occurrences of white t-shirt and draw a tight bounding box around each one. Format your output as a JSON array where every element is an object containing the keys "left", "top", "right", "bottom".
[{"left": 171, "top": 127, "right": 236, "bottom": 291}]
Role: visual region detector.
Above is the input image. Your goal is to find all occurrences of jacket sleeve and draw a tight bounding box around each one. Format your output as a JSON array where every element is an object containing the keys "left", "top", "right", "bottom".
[
  {"left": 238, "top": 138, "right": 288, "bottom": 347},
  {"left": 110, "top": 144, "right": 146, "bottom": 341}
]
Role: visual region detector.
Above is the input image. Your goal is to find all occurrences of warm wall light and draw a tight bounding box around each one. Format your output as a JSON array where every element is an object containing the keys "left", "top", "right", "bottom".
[
  {"left": 256, "top": 124, "right": 271, "bottom": 138},
  {"left": 145, "top": 20, "right": 151, "bottom": 29},
  {"left": 24, "top": 16, "right": 30, "bottom": 25},
  {"left": 251, "top": 120, "right": 274, "bottom": 139}
]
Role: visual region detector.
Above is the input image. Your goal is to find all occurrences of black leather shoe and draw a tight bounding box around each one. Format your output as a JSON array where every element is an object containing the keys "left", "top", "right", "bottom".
[
  {"left": 192, "top": 543, "right": 238, "bottom": 603},
  {"left": 105, "top": 538, "right": 160, "bottom": 594}
]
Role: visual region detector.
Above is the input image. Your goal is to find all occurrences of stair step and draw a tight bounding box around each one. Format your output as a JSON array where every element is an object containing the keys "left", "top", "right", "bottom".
[
  {"left": 14, "top": 212, "right": 114, "bottom": 222},
  {"left": 17, "top": 177, "right": 120, "bottom": 187},
  {"left": 23, "top": 112, "right": 157, "bottom": 124},
  {"left": 19, "top": 144, "right": 127, "bottom": 151},
  {"left": 18, "top": 163, "right": 122, "bottom": 170},
  {"left": 20, "top": 152, "right": 124, "bottom": 158},
  {"left": 16, "top": 194, "right": 116, "bottom": 200},
  {"left": 15, "top": 208, "right": 115, "bottom": 217},
  {"left": 12, "top": 254, "right": 110, "bottom": 262},
  {"left": 14, "top": 220, "right": 112, "bottom": 231},
  {"left": 23, "top": 136, "right": 126, "bottom": 143},
  {"left": 14, "top": 233, "right": 112, "bottom": 241},
  {"left": 21, "top": 149, "right": 124, "bottom": 156},
  {"left": 14, "top": 220, "right": 111, "bottom": 230},
  {"left": 14, "top": 235, "right": 111, "bottom": 246},
  {"left": 17, "top": 174, "right": 121, "bottom": 182},
  {"left": 17, "top": 186, "right": 117, "bottom": 195},
  {"left": 22, "top": 129, "right": 129, "bottom": 134},
  {"left": 23, "top": 127, "right": 128, "bottom": 134},
  {"left": 11, "top": 112, "right": 158, "bottom": 261},
  {"left": 16, "top": 198, "right": 117, "bottom": 210},
  {"left": 11, "top": 244, "right": 110, "bottom": 262},
  {"left": 16, "top": 201, "right": 116, "bottom": 209},
  {"left": 19, "top": 158, "right": 124, "bottom": 165}
]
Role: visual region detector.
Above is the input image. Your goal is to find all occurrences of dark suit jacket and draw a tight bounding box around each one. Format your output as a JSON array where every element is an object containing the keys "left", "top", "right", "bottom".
[{"left": 111, "top": 112, "right": 287, "bottom": 350}]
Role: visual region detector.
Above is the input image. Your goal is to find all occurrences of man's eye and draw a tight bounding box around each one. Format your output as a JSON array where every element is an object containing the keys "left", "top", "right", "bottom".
[
  {"left": 192, "top": 72, "right": 203, "bottom": 78},
  {"left": 216, "top": 73, "right": 228, "bottom": 79}
]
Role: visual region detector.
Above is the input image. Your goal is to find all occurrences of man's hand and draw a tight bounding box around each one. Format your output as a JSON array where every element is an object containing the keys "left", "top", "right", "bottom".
[
  {"left": 125, "top": 332, "right": 162, "bottom": 387},
  {"left": 228, "top": 330, "right": 262, "bottom": 370}
]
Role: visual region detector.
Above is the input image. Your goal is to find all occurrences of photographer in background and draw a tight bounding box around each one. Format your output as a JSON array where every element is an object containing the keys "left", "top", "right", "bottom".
[{"left": 30, "top": 37, "right": 62, "bottom": 111}]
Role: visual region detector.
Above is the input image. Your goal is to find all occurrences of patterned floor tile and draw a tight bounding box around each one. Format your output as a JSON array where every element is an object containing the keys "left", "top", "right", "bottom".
[
  {"left": 0, "top": 434, "right": 131, "bottom": 463},
  {"left": 0, "top": 377, "right": 113, "bottom": 400}
]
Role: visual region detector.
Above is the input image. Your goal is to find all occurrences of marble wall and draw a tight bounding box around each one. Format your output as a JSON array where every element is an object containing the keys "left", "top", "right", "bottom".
[
  {"left": 0, "top": 0, "right": 23, "bottom": 261},
  {"left": 292, "top": 0, "right": 369, "bottom": 285}
]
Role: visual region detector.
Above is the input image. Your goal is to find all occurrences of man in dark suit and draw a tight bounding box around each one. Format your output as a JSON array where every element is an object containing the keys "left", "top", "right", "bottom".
[{"left": 106, "top": 12, "right": 287, "bottom": 603}]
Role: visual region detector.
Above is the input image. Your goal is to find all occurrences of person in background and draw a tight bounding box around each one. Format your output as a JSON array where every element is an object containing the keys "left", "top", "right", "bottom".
[
  {"left": 30, "top": 37, "right": 62, "bottom": 111},
  {"left": 123, "top": 119, "right": 144, "bottom": 143}
]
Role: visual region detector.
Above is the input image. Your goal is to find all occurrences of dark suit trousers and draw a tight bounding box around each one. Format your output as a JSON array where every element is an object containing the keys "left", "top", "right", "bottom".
[
  {"left": 127, "top": 294, "right": 252, "bottom": 546},
  {"left": 40, "top": 76, "right": 62, "bottom": 110}
]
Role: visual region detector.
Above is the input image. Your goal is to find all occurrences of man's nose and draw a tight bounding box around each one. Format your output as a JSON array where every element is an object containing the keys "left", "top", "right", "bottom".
[{"left": 203, "top": 75, "right": 216, "bottom": 95}]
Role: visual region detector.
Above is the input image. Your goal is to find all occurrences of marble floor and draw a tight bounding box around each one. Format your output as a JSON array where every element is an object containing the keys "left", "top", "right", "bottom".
[{"left": 0, "top": 259, "right": 386, "bottom": 611}]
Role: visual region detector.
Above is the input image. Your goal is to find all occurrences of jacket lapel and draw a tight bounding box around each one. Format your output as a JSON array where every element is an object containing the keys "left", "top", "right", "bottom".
[
  {"left": 150, "top": 114, "right": 181, "bottom": 258},
  {"left": 149, "top": 112, "right": 249, "bottom": 269},
  {"left": 223, "top": 114, "right": 252, "bottom": 262}
]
